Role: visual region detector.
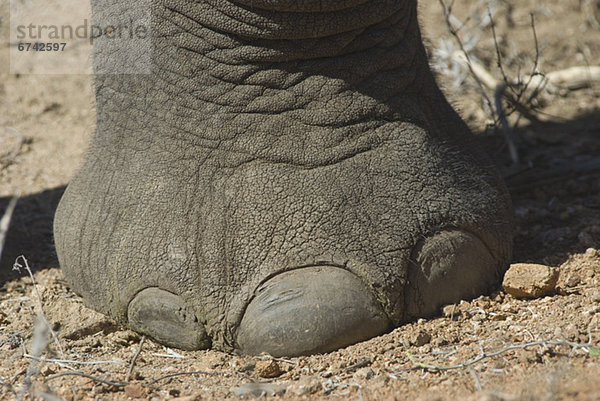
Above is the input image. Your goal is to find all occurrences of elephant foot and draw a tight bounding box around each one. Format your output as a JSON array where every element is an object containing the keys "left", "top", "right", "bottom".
[
  {"left": 236, "top": 266, "right": 391, "bottom": 357},
  {"left": 127, "top": 288, "right": 211, "bottom": 350},
  {"left": 406, "top": 229, "right": 499, "bottom": 318}
]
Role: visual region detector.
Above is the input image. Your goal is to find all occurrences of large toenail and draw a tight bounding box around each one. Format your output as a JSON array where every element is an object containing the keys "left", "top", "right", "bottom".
[
  {"left": 127, "top": 288, "right": 210, "bottom": 350},
  {"left": 236, "top": 266, "right": 391, "bottom": 357},
  {"left": 406, "top": 229, "right": 501, "bottom": 319}
]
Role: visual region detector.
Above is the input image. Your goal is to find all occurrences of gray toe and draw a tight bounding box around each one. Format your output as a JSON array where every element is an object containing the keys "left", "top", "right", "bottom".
[
  {"left": 127, "top": 287, "right": 210, "bottom": 350},
  {"left": 406, "top": 229, "right": 501, "bottom": 318},
  {"left": 236, "top": 266, "right": 391, "bottom": 357}
]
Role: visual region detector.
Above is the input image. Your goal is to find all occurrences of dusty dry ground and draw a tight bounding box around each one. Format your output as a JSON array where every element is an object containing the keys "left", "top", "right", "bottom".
[{"left": 1, "top": 1, "right": 600, "bottom": 400}]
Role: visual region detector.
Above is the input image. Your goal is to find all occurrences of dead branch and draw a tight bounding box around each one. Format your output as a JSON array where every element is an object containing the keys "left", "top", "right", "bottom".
[
  {"left": 13, "top": 256, "right": 65, "bottom": 359},
  {"left": 582, "top": 0, "right": 600, "bottom": 30},
  {"left": 23, "top": 354, "right": 125, "bottom": 366},
  {"left": 126, "top": 335, "right": 145, "bottom": 382},
  {"left": 451, "top": 52, "right": 600, "bottom": 93},
  {"left": 401, "top": 339, "right": 598, "bottom": 372},
  {"left": 438, "top": 0, "right": 495, "bottom": 113},
  {"left": 146, "top": 370, "right": 216, "bottom": 386},
  {"left": 45, "top": 372, "right": 127, "bottom": 388}
]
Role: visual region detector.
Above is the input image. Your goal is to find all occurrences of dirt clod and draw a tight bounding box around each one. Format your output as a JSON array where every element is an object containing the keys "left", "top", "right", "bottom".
[
  {"left": 410, "top": 330, "right": 432, "bottom": 347},
  {"left": 124, "top": 383, "right": 146, "bottom": 399},
  {"left": 288, "top": 377, "right": 321, "bottom": 396},
  {"left": 255, "top": 359, "right": 283, "bottom": 378},
  {"left": 502, "top": 263, "right": 560, "bottom": 299}
]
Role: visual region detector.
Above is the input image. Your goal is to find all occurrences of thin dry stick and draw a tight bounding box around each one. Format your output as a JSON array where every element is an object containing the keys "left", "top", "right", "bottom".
[
  {"left": 146, "top": 370, "right": 216, "bottom": 386},
  {"left": 438, "top": 1, "right": 519, "bottom": 164},
  {"left": 0, "top": 196, "right": 18, "bottom": 263},
  {"left": 520, "top": 14, "right": 544, "bottom": 105},
  {"left": 23, "top": 354, "right": 124, "bottom": 366},
  {"left": 438, "top": 0, "right": 495, "bottom": 113},
  {"left": 487, "top": 9, "right": 523, "bottom": 164},
  {"left": 494, "top": 82, "right": 519, "bottom": 163},
  {"left": 583, "top": 0, "right": 600, "bottom": 30},
  {"left": 126, "top": 335, "right": 146, "bottom": 382},
  {"left": 488, "top": 9, "right": 513, "bottom": 95},
  {"left": 17, "top": 318, "right": 48, "bottom": 401},
  {"left": 13, "top": 255, "right": 65, "bottom": 359},
  {"left": 402, "top": 339, "right": 598, "bottom": 372},
  {"left": 468, "top": 366, "right": 482, "bottom": 391},
  {"left": 45, "top": 372, "right": 127, "bottom": 388}
]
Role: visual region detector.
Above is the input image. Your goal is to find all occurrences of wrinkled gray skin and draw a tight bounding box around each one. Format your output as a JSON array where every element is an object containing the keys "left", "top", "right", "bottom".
[{"left": 54, "top": 0, "right": 513, "bottom": 356}]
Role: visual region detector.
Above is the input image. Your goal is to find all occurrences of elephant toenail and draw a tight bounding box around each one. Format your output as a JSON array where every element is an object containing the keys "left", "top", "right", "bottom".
[
  {"left": 236, "top": 266, "right": 391, "bottom": 357},
  {"left": 406, "top": 229, "right": 502, "bottom": 319},
  {"left": 127, "top": 288, "right": 210, "bottom": 350}
]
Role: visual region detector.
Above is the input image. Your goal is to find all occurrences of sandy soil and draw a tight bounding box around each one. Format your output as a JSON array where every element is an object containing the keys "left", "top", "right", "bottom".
[{"left": 1, "top": 1, "right": 599, "bottom": 400}]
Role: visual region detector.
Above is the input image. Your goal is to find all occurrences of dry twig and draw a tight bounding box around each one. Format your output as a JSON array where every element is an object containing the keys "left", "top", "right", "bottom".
[
  {"left": 13, "top": 256, "right": 65, "bottom": 359},
  {"left": 146, "top": 370, "right": 216, "bottom": 386},
  {"left": 126, "top": 335, "right": 146, "bottom": 382},
  {"left": 23, "top": 354, "right": 125, "bottom": 366},
  {"left": 401, "top": 339, "right": 599, "bottom": 373},
  {"left": 45, "top": 372, "right": 127, "bottom": 388}
]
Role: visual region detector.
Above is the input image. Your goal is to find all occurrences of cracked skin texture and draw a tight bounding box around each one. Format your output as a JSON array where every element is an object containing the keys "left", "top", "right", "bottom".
[{"left": 53, "top": 0, "right": 513, "bottom": 356}]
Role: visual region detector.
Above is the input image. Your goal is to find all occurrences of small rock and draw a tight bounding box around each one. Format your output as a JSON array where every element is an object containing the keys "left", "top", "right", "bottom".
[
  {"left": 500, "top": 303, "right": 518, "bottom": 313},
  {"left": 40, "top": 365, "right": 55, "bottom": 376},
  {"left": 170, "top": 396, "right": 201, "bottom": 401},
  {"left": 591, "top": 290, "right": 600, "bottom": 303},
  {"left": 255, "top": 360, "right": 282, "bottom": 378},
  {"left": 565, "top": 323, "right": 579, "bottom": 340},
  {"left": 410, "top": 330, "right": 431, "bottom": 347},
  {"left": 554, "top": 327, "right": 562, "bottom": 337},
  {"left": 471, "top": 312, "right": 486, "bottom": 321},
  {"left": 238, "top": 362, "right": 256, "bottom": 372},
  {"left": 502, "top": 263, "right": 559, "bottom": 299},
  {"left": 288, "top": 377, "right": 320, "bottom": 396},
  {"left": 491, "top": 313, "right": 507, "bottom": 321},
  {"left": 585, "top": 248, "right": 598, "bottom": 258},
  {"left": 565, "top": 274, "right": 581, "bottom": 288},
  {"left": 432, "top": 337, "right": 449, "bottom": 347},
  {"left": 109, "top": 330, "right": 141, "bottom": 346},
  {"left": 442, "top": 304, "right": 459, "bottom": 320},
  {"left": 124, "top": 383, "right": 146, "bottom": 399},
  {"left": 353, "top": 367, "right": 374, "bottom": 380},
  {"left": 234, "top": 382, "right": 287, "bottom": 398}
]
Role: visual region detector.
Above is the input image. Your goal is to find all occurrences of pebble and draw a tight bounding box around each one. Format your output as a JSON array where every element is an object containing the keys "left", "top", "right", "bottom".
[
  {"left": 40, "top": 364, "right": 56, "bottom": 376},
  {"left": 353, "top": 367, "right": 375, "bottom": 380},
  {"left": 288, "top": 377, "right": 321, "bottom": 396},
  {"left": 124, "top": 383, "right": 146, "bottom": 399},
  {"left": 585, "top": 248, "right": 598, "bottom": 258},
  {"left": 502, "top": 263, "right": 559, "bottom": 299},
  {"left": 169, "top": 396, "right": 202, "bottom": 401},
  {"left": 564, "top": 274, "right": 581, "bottom": 288},
  {"left": 500, "top": 303, "right": 518, "bottom": 313},
  {"left": 255, "top": 360, "right": 283, "bottom": 378},
  {"left": 491, "top": 313, "right": 507, "bottom": 321},
  {"left": 442, "top": 304, "right": 458, "bottom": 319},
  {"left": 234, "top": 382, "right": 287, "bottom": 398},
  {"left": 410, "top": 330, "right": 431, "bottom": 347}
]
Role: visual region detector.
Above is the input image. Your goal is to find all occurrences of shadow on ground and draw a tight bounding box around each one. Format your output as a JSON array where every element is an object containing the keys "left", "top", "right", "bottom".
[
  {"left": 486, "top": 111, "right": 600, "bottom": 265},
  {"left": 0, "top": 186, "right": 65, "bottom": 285}
]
